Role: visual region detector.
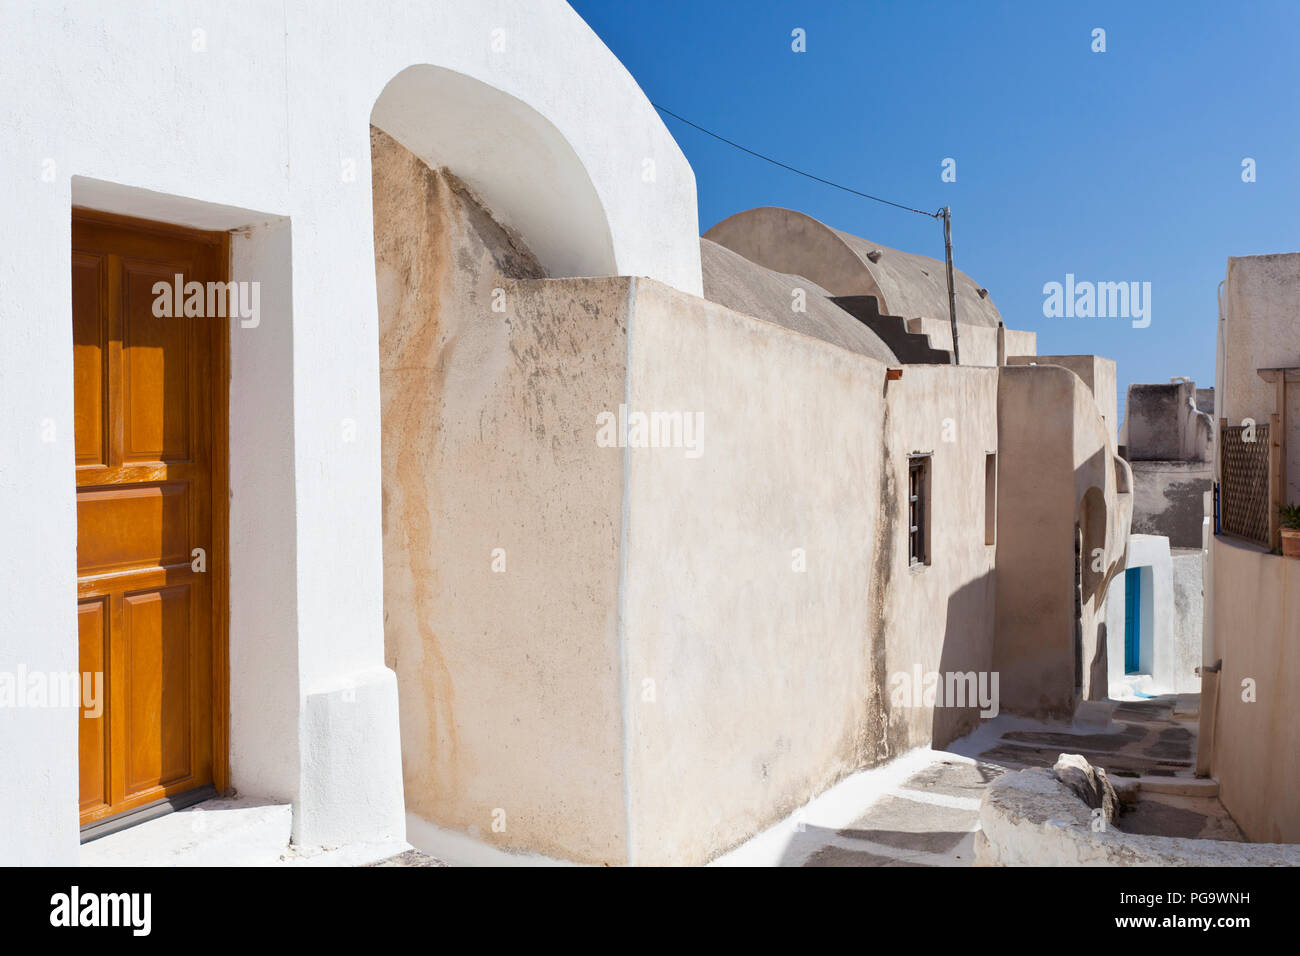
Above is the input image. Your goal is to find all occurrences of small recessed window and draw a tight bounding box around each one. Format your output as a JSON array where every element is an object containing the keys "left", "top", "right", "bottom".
[
  {"left": 908, "top": 455, "right": 931, "bottom": 567},
  {"left": 984, "top": 452, "right": 997, "bottom": 546}
]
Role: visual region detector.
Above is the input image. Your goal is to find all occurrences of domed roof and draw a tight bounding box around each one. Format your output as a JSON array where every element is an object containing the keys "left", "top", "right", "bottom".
[
  {"left": 704, "top": 206, "right": 1003, "bottom": 329},
  {"left": 699, "top": 237, "right": 896, "bottom": 363}
]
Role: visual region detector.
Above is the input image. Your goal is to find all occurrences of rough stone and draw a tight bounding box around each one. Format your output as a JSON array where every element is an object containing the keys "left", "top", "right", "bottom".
[
  {"left": 1053, "top": 753, "right": 1119, "bottom": 823},
  {"left": 978, "top": 766, "right": 1300, "bottom": 866}
]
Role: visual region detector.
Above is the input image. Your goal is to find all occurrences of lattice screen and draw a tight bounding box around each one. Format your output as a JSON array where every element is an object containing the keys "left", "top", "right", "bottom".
[{"left": 1220, "top": 423, "right": 1271, "bottom": 545}]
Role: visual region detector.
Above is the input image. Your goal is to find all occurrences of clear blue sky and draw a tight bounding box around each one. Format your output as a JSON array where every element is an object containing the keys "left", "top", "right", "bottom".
[{"left": 567, "top": 0, "right": 1300, "bottom": 411}]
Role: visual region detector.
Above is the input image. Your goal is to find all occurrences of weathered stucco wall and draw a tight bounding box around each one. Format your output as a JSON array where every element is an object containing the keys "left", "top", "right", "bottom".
[
  {"left": 1210, "top": 535, "right": 1300, "bottom": 844},
  {"left": 1010, "top": 355, "right": 1118, "bottom": 450},
  {"left": 619, "top": 281, "right": 885, "bottom": 865},
  {"left": 995, "top": 366, "right": 1079, "bottom": 716},
  {"left": 1207, "top": 253, "right": 1299, "bottom": 846},
  {"left": 369, "top": 136, "right": 1130, "bottom": 866},
  {"left": 1004, "top": 329, "right": 1038, "bottom": 361},
  {"left": 616, "top": 286, "right": 1016, "bottom": 864},
  {"left": 373, "top": 130, "right": 630, "bottom": 864},
  {"left": 1123, "top": 381, "right": 1213, "bottom": 463},
  {"left": 372, "top": 141, "right": 1128, "bottom": 862},
  {"left": 1219, "top": 254, "right": 1300, "bottom": 506},
  {"left": 1127, "top": 460, "right": 1213, "bottom": 549},
  {"left": 880, "top": 366, "right": 999, "bottom": 752},
  {"left": 994, "top": 365, "right": 1129, "bottom": 717},
  {"left": 907, "top": 317, "right": 999, "bottom": 367}
]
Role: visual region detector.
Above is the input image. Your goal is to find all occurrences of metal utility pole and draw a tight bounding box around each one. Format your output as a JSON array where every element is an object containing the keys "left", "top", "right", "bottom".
[{"left": 941, "top": 206, "right": 960, "bottom": 365}]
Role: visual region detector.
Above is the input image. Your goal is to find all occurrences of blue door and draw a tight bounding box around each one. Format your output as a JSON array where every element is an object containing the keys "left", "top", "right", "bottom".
[{"left": 1124, "top": 567, "right": 1141, "bottom": 674}]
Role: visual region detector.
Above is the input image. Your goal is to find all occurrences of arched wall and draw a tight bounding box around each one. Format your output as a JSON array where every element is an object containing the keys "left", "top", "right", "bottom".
[{"left": 371, "top": 65, "right": 616, "bottom": 279}]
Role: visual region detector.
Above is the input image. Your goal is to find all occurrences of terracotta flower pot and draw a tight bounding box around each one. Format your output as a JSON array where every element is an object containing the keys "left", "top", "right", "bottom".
[{"left": 1283, "top": 528, "right": 1300, "bottom": 558}]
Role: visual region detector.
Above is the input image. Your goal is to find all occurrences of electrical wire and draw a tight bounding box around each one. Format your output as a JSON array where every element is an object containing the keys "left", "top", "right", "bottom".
[{"left": 651, "top": 102, "right": 942, "bottom": 219}]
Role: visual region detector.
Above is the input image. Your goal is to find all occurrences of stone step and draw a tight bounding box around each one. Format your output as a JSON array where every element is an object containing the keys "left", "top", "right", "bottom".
[
  {"left": 81, "top": 797, "right": 292, "bottom": 867},
  {"left": 1134, "top": 775, "right": 1219, "bottom": 797}
]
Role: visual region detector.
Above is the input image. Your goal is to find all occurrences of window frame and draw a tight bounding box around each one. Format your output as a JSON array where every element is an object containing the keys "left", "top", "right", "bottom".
[{"left": 908, "top": 453, "right": 931, "bottom": 568}]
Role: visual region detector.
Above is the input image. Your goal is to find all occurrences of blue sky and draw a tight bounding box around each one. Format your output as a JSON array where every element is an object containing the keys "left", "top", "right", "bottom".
[{"left": 567, "top": 0, "right": 1300, "bottom": 410}]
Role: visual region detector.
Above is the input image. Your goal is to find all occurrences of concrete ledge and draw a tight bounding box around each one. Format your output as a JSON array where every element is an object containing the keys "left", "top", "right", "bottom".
[
  {"left": 976, "top": 768, "right": 1300, "bottom": 866},
  {"left": 1136, "top": 776, "right": 1219, "bottom": 797}
]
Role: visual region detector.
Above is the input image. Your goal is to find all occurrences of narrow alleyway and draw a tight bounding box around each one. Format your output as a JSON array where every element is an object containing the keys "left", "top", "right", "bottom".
[
  {"left": 368, "top": 694, "right": 1240, "bottom": 867},
  {"left": 716, "top": 693, "right": 1245, "bottom": 866}
]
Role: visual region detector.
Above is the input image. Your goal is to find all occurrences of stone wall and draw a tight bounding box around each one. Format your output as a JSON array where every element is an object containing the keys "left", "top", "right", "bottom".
[
  {"left": 977, "top": 766, "right": 1300, "bottom": 865},
  {"left": 374, "top": 129, "right": 631, "bottom": 864},
  {"left": 1129, "top": 460, "right": 1213, "bottom": 549}
]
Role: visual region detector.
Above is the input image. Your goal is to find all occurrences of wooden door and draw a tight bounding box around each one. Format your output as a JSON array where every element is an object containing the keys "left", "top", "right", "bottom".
[{"left": 73, "top": 210, "right": 228, "bottom": 827}]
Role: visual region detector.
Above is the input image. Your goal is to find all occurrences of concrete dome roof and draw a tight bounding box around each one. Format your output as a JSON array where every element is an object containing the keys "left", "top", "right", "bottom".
[
  {"left": 699, "top": 237, "right": 896, "bottom": 363},
  {"left": 704, "top": 206, "right": 1003, "bottom": 329}
]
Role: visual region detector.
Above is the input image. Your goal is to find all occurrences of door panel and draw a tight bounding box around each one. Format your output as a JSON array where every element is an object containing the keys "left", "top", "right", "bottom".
[
  {"left": 122, "top": 261, "right": 194, "bottom": 463},
  {"left": 77, "top": 597, "right": 109, "bottom": 814},
  {"left": 72, "top": 253, "right": 109, "bottom": 469},
  {"left": 123, "top": 585, "right": 194, "bottom": 797},
  {"left": 76, "top": 483, "right": 191, "bottom": 575},
  {"left": 73, "top": 211, "right": 226, "bottom": 827}
]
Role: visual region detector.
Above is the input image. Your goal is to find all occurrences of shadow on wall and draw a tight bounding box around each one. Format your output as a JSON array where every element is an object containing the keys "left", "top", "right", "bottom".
[
  {"left": 1078, "top": 479, "right": 1116, "bottom": 701},
  {"left": 930, "top": 570, "right": 998, "bottom": 748}
]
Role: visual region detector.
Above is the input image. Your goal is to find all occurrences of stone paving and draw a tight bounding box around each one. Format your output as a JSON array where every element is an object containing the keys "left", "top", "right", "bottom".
[
  {"left": 365, "top": 848, "right": 446, "bottom": 867},
  {"left": 780, "top": 692, "right": 1243, "bottom": 866}
]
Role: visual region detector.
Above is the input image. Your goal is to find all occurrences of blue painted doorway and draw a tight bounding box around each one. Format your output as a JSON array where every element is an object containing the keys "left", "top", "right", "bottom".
[{"left": 1124, "top": 567, "right": 1142, "bottom": 674}]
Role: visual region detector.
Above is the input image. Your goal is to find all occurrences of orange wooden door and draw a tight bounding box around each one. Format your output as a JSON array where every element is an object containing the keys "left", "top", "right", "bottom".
[{"left": 73, "top": 211, "right": 227, "bottom": 826}]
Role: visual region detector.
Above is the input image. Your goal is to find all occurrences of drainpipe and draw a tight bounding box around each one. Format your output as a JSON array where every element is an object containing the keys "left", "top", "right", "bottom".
[{"left": 941, "top": 206, "right": 960, "bottom": 365}]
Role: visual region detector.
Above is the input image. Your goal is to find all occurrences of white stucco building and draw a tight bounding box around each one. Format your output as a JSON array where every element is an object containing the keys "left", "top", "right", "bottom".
[{"left": 1, "top": 0, "right": 1132, "bottom": 866}]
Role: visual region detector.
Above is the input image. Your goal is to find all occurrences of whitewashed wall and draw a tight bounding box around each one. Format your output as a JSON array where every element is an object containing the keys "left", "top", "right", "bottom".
[{"left": 0, "top": 0, "right": 701, "bottom": 864}]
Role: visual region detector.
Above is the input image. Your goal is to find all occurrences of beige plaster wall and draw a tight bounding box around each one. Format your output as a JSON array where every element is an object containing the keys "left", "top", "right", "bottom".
[
  {"left": 373, "top": 129, "right": 630, "bottom": 864},
  {"left": 1010, "top": 354, "right": 1118, "bottom": 450},
  {"left": 370, "top": 129, "right": 1127, "bottom": 865},
  {"left": 880, "top": 365, "right": 999, "bottom": 752},
  {"left": 1220, "top": 254, "right": 1300, "bottom": 505},
  {"left": 993, "top": 365, "right": 1129, "bottom": 717},
  {"left": 907, "top": 317, "right": 1000, "bottom": 367},
  {"left": 619, "top": 280, "right": 883, "bottom": 865},
  {"left": 619, "top": 288, "right": 1004, "bottom": 863},
  {"left": 1210, "top": 535, "right": 1300, "bottom": 843},
  {"left": 1004, "top": 329, "right": 1038, "bottom": 360}
]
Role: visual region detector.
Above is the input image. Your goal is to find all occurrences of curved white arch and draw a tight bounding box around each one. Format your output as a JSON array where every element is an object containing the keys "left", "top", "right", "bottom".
[
  {"left": 372, "top": 64, "right": 615, "bottom": 278},
  {"left": 354, "top": 0, "right": 702, "bottom": 293}
]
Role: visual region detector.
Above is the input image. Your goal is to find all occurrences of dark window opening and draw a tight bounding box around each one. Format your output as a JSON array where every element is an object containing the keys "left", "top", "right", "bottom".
[
  {"left": 984, "top": 452, "right": 997, "bottom": 545},
  {"left": 909, "top": 455, "right": 930, "bottom": 567}
]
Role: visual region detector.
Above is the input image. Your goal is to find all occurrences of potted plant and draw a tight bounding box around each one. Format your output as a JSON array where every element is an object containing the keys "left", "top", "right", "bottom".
[{"left": 1281, "top": 503, "right": 1300, "bottom": 558}]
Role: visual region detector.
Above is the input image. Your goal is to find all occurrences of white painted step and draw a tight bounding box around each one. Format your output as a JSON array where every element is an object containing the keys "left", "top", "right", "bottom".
[{"left": 81, "top": 797, "right": 292, "bottom": 867}]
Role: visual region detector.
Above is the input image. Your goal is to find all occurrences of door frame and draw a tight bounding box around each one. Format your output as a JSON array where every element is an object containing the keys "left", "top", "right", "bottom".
[
  {"left": 1124, "top": 566, "right": 1142, "bottom": 675},
  {"left": 71, "top": 206, "right": 231, "bottom": 809}
]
